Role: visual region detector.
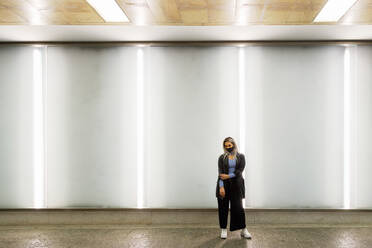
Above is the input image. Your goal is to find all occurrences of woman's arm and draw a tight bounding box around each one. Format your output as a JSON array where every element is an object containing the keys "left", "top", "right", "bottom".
[
  {"left": 218, "top": 155, "right": 224, "bottom": 187},
  {"left": 219, "top": 179, "right": 224, "bottom": 187}
]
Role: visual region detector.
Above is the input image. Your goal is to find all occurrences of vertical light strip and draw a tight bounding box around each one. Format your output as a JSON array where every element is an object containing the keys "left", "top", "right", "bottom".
[
  {"left": 238, "top": 47, "right": 246, "bottom": 208},
  {"left": 352, "top": 45, "right": 357, "bottom": 209},
  {"left": 44, "top": 46, "right": 48, "bottom": 208},
  {"left": 137, "top": 48, "right": 144, "bottom": 208},
  {"left": 344, "top": 46, "right": 351, "bottom": 209},
  {"left": 33, "top": 46, "right": 44, "bottom": 208}
]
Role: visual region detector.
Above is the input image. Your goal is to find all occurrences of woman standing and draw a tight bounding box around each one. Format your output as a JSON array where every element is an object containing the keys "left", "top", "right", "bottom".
[{"left": 216, "top": 137, "right": 252, "bottom": 239}]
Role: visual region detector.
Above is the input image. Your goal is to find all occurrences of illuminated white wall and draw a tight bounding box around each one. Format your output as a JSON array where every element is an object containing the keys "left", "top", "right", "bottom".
[
  {"left": 0, "top": 46, "right": 36, "bottom": 208},
  {"left": 243, "top": 46, "right": 345, "bottom": 208},
  {"left": 46, "top": 46, "right": 138, "bottom": 207},
  {"left": 353, "top": 45, "right": 372, "bottom": 208},
  {"left": 144, "top": 47, "right": 239, "bottom": 208},
  {"left": 1, "top": 44, "right": 372, "bottom": 209}
]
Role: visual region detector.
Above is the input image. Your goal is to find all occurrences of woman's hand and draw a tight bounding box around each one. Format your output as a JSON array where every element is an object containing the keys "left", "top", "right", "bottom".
[
  {"left": 219, "top": 187, "right": 225, "bottom": 198},
  {"left": 219, "top": 174, "right": 230, "bottom": 180}
]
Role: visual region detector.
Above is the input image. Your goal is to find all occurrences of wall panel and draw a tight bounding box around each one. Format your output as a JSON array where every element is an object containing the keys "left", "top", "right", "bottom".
[
  {"left": 144, "top": 46, "right": 239, "bottom": 208},
  {"left": 244, "top": 45, "right": 345, "bottom": 208},
  {"left": 0, "top": 46, "right": 35, "bottom": 207},
  {"left": 46, "top": 46, "right": 138, "bottom": 207}
]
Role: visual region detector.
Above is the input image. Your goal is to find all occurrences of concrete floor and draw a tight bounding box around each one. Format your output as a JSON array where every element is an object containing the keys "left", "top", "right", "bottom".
[{"left": 1, "top": 224, "right": 372, "bottom": 248}]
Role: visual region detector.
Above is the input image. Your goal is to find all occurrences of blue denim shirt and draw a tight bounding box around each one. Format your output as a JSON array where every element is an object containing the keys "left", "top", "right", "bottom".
[{"left": 219, "top": 157, "right": 236, "bottom": 188}]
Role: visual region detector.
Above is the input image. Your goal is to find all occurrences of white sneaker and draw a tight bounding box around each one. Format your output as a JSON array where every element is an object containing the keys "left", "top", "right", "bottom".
[
  {"left": 240, "top": 228, "right": 252, "bottom": 239},
  {"left": 220, "top": 228, "right": 227, "bottom": 239}
]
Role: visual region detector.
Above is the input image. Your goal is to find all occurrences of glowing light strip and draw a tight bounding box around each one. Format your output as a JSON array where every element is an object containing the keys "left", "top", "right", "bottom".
[
  {"left": 33, "top": 47, "right": 44, "bottom": 208},
  {"left": 344, "top": 46, "right": 351, "bottom": 209},
  {"left": 238, "top": 47, "right": 246, "bottom": 208},
  {"left": 44, "top": 46, "right": 48, "bottom": 207},
  {"left": 137, "top": 48, "right": 144, "bottom": 208}
]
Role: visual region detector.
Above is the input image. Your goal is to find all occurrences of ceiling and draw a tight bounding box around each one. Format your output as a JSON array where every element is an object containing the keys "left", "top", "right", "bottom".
[{"left": 0, "top": 0, "right": 371, "bottom": 25}]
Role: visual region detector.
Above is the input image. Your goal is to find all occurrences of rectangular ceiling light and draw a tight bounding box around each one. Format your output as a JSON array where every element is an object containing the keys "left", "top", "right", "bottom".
[
  {"left": 313, "top": 0, "right": 358, "bottom": 22},
  {"left": 86, "top": 0, "right": 129, "bottom": 22}
]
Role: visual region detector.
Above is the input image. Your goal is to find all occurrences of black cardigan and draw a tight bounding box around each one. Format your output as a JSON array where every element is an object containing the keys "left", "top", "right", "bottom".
[{"left": 215, "top": 152, "right": 246, "bottom": 199}]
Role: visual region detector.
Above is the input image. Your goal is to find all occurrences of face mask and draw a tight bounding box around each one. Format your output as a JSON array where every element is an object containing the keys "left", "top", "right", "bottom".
[{"left": 226, "top": 147, "right": 234, "bottom": 153}]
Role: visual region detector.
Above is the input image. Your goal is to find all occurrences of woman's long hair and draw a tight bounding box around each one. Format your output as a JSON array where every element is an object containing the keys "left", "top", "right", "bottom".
[{"left": 222, "top": 137, "right": 239, "bottom": 160}]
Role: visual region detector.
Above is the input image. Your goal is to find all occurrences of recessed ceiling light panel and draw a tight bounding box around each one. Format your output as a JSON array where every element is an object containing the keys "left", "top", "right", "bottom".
[
  {"left": 86, "top": 0, "right": 129, "bottom": 22},
  {"left": 314, "top": 0, "right": 358, "bottom": 22}
]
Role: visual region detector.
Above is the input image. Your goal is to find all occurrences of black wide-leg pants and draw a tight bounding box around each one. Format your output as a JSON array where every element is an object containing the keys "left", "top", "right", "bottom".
[{"left": 217, "top": 179, "right": 246, "bottom": 231}]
